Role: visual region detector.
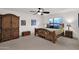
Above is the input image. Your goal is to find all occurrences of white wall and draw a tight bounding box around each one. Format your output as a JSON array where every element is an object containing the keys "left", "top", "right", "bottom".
[
  {"left": 41, "top": 14, "right": 54, "bottom": 27},
  {"left": 1, "top": 9, "right": 79, "bottom": 39},
  {"left": 42, "top": 10, "right": 79, "bottom": 39},
  {"left": 0, "top": 9, "right": 44, "bottom": 36},
  {"left": 19, "top": 14, "right": 43, "bottom": 36}
]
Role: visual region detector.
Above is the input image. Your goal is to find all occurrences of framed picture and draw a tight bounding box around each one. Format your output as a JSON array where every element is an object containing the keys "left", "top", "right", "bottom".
[
  {"left": 31, "top": 19, "right": 36, "bottom": 26},
  {"left": 21, "top": 20, "right": 26, "bottom": 26}
]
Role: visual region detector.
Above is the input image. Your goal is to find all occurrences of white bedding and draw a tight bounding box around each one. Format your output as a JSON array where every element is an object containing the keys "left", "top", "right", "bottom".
[{"left": 44, "top": 28, "right": 63, "bottom": 35}]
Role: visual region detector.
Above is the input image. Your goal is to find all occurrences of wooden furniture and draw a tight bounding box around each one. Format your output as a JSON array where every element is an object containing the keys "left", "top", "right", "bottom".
[
  {"left": 22, "top": 31, "right": 31, "bottom": 36},
  {"left": 65, "top": 30, "right": 73, "bottom": 38},
  {"left": 0, "top": 14, "right": 19, "bottom": 42},
  {"left": 35, "top": 28, "right": 64, "bottom": 43}
]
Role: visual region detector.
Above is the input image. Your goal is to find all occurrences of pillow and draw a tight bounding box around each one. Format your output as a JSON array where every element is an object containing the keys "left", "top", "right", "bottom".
[{"left": 60, "top": 24, "right": 64, "bottom": 32}]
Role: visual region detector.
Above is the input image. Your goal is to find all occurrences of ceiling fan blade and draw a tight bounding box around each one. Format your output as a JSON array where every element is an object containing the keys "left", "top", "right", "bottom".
[
  {"left": 43, "top": 12, "right": 50, "bottom": 14},
  {"left": 30, "top": 11, "right": 36, "bottom": 12},
  {"left": 33, "top": 11, "right": 38, "bottom": 15}
]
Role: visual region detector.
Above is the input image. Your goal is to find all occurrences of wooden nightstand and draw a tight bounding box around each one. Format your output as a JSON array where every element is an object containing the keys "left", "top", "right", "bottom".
[
  {"left": 65, "top": 30, "right": 73, "bottom": 38},
  {"left": 22, "top": 31, "right": 31, "bottom": 36}
]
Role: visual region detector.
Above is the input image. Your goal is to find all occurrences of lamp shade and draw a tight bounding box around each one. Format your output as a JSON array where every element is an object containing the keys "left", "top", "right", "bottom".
[
  {"left": 67, "top": 24, "right": 71, "bottom": 27},
  {"left": 67, "top": 24, "right": 71, "bottom": 30}
]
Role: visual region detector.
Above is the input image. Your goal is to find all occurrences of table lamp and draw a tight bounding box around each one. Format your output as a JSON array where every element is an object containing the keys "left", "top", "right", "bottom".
[{"left": 67, "top": 24, "right": 71, "bottom": 31}]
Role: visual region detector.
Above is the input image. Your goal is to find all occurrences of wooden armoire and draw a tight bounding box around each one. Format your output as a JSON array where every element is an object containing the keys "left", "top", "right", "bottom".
[{"left": 0, "top": 14, "right": 19, "bottom": 42}]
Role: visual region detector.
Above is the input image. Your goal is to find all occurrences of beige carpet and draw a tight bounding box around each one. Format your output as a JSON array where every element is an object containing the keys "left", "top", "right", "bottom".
[{"left": 0, "top": 35, "right": 79, "bottom": 50}]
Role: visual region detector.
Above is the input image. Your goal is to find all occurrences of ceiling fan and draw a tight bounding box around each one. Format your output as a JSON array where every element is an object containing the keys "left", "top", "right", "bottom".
[{"left": 30, "top": 8, "right": 50, "bottom": 15}]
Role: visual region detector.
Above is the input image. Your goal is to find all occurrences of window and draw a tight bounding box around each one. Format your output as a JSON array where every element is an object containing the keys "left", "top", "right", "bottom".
[
  {"left": 48, "top": 19, "right": 53, "bottom": 23},
  {"left": 54, "top": 18, "right": 63, "bottom": 24},
  {"left": 48, "top": 18, "right": 63, "bottom": 29}
]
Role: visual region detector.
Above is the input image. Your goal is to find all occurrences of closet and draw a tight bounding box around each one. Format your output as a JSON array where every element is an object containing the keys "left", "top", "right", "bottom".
[{"left": 0, "top": 14, "right": 19, "bottom": 42}]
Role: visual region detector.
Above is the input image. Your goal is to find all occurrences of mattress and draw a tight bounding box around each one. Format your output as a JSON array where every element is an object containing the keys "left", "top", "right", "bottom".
[{"left": 44, "top": 28, "right": 63, "bottom": 35}]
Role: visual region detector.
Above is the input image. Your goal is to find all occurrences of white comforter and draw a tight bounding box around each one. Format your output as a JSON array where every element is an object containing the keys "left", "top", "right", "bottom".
[{"left": 44, "top": 28, "right": 62, "bottom": 35}]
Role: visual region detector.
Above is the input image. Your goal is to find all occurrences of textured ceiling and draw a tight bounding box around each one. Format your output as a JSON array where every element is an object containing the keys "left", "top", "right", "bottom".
[{"left": 0, "top": 8, "right": 78, "bottom": 15}]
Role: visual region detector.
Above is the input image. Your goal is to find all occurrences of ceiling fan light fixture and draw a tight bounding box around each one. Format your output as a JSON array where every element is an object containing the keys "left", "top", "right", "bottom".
[
  {"left": 30, "top": 8, "right": 50, "bottom": 15},
  {"left": 40, "top": 9, "right": 43, "bottom": 12},
  {"left": 38, "top": 12, "right": 41, "bottom": 15}
]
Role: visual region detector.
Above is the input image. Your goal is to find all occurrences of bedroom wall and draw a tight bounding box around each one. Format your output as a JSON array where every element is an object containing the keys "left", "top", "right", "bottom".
[
  {"left": 41, "top": 14, "right": 54, "bottom": 27},
  {"left": 19, "top": 14, "right": 43, "bottom": 36},
  {"left": 0, "top": 9, "right": 43, "bottom": 36},
  {"left": 1, "top": 9, "right": 79, "bottom": 39},
  {"left": 42, "top": 10, "right": 79, "bottom": 39}
]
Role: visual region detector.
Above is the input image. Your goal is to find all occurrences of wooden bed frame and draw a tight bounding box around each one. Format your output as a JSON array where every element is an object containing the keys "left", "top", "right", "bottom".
[{"left": 34, "top": 28, "right": 64, "bottom": 43}]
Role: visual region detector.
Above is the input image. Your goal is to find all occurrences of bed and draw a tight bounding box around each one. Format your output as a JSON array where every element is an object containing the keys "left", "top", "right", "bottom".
[{"left": 34, "top": 24, "right": 64, "bottom": 43}]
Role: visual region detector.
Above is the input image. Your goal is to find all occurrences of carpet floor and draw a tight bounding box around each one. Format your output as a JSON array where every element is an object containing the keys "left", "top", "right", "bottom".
[{"left": 0, "top": 35, "right": 79, "bottom": 50}]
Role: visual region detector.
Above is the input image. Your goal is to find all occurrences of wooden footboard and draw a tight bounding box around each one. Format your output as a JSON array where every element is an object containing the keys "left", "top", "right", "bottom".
[
  {"left": 35, "top": 28, "right": 64, "bottom": 43},
  {"left": 35, "top": 28, "right": 58, "bottom": 43}
]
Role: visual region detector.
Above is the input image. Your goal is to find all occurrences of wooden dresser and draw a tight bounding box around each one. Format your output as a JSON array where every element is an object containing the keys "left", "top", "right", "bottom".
[{"left": 0, "top": 14, "right": 19, "bottom": 42}]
